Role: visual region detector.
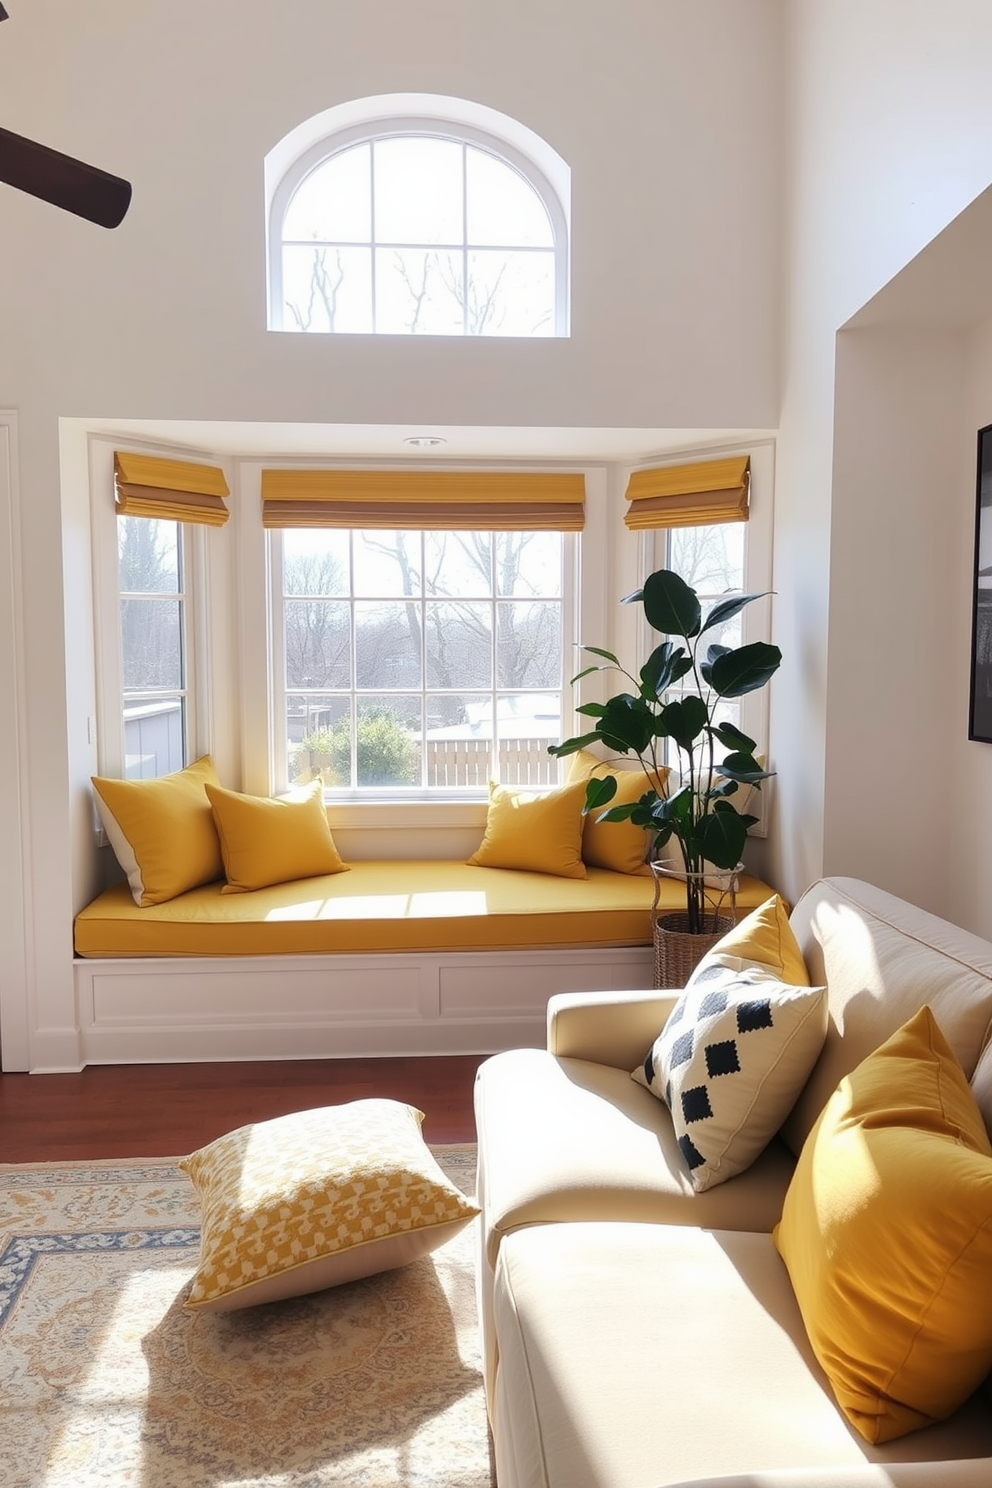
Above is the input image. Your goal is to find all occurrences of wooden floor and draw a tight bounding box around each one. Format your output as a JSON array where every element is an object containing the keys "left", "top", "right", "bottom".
[{"left": 0, "top": 1055, "right": 484, "bottom": 1163}]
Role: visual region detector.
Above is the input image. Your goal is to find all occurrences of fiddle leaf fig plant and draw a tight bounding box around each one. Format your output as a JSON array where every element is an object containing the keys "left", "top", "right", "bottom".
[{"left": 549, "top": 568, "right": 781, "bottom": 933}]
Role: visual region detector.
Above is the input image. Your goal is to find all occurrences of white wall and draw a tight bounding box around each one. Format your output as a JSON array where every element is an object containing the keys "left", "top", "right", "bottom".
[
  {"left": 824, "top": 325, "right": 969, "bottom": 916},
  {"left": 0, "top": 0, "right": 784, "bottom": 1069},
  {"left": 946, "top": 313, "right": 992, "bottom": 936},
  {"left": 772, "top": 1, "right": 992, "bottom": 908}
]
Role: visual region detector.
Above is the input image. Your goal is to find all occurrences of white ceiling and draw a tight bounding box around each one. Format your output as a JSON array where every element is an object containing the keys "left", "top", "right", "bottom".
[{"left": 72, "top": 418, "right": 773, "bottom": 463}]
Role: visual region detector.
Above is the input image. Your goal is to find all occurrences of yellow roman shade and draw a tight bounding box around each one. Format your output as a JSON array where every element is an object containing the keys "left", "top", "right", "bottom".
[
  {"left": 114, "top": 452, "right": 230, "bottom": 527},
  {"left": 623, "top": 455, "right": 750, "bottom": 530},
  {"left": 260, "top": 469, "right": 585, "bottom": 531}
]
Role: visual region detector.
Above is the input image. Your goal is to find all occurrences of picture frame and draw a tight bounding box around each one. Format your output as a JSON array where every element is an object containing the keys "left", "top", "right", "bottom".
[{"left": 969, "top": 422, "right": 992, "bottom": 741}]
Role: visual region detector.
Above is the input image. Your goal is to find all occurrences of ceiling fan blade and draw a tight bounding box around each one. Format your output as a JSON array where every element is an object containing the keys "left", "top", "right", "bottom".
[{"left": 0, "top": 125, "right": 131, "bottom": 228}]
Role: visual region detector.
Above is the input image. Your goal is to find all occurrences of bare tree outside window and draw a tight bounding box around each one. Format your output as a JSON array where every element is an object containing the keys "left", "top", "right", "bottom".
[
  {"left": 117, "top": 515, "right": 186, "bottom": 778},
  {"left": 665, "top": 521, "right": 747, "bottom": 751},
  {"left": 280, "top": 134, "right": 558, "bottom": 337},
  {"left": 282, "top": 527, "right": 566, "bottom": 790}
]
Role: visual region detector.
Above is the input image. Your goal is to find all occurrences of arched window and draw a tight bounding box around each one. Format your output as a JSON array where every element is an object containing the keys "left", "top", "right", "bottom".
[{"left": 266, "top": 96, "right": 570, "bottom": 337}]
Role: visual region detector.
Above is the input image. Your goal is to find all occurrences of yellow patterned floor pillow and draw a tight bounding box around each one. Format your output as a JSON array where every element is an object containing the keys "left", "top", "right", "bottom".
[{"left": 179, "top": 1099, "right": 479, "bottom": 1311}]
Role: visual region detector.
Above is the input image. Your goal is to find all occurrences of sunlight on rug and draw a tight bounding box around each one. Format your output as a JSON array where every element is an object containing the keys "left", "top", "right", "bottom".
[{"left": 0, "top": 1148, "right": 494, "bottom": 1488}]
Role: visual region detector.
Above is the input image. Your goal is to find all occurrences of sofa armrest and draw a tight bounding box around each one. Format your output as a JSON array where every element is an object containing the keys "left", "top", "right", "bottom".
[{"left": 547, "top": 988, "right": 680, "bottom": 1069}]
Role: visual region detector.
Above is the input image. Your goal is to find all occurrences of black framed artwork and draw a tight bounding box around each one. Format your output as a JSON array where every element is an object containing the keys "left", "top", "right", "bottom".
[{"left": 969, "top": 422, "right": 992, "bottom": 741}]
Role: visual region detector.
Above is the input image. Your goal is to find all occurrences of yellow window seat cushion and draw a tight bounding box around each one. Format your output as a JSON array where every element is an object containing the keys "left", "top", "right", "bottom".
[{"left": 74, "top": 860, "right": 777, "bottom": 959}]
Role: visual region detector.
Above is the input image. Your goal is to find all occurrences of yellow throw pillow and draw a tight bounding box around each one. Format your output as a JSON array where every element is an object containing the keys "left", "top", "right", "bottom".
[
  {"left": 206, "top": 779, "right": 348, "bottom": 892},
  {"left": 179, "top": 1099, "right": 480, "bottom": 1311},
  {"left": 91, "top": 754, "right": 224, "bottom": 906},
  {"left": 691, "top": 894, "right": 808, "bottom": 987},
  {"left": 467, "top": 779, "right": 587, "bottom": 879},
  {"left": 566, "top": 748, "right": 670, "bottom": 875},
  {"left": 773, "top": 1006, "right": 992, "bottom": 1444}
]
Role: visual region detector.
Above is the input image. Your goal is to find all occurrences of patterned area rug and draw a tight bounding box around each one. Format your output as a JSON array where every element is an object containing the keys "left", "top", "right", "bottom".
[{"left": 0, "top": 1148, "right": 494, "bottom": 1488}]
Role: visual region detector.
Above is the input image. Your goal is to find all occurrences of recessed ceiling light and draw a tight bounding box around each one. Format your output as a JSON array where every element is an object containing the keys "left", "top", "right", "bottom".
[{"left": 403, "top": 435, "right": 447, "bottom": 448}]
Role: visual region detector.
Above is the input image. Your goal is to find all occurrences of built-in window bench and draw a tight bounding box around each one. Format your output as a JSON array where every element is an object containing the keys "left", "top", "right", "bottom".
[{"left": 72, "top": 861, "right": 776, "bottom": 1066}]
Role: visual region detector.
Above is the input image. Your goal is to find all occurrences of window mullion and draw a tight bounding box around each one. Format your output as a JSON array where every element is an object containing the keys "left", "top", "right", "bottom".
[
  {"left": 462, "top": 141, "right": 469, "bottom": 336},
  {"left": 369, "top": 140, "right": 378, "bottom": 334}
]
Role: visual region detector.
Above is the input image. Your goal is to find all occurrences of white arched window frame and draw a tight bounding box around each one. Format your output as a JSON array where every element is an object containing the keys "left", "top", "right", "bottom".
[{"left": 265, "top": 96, "right": 570, "bottom": 337}]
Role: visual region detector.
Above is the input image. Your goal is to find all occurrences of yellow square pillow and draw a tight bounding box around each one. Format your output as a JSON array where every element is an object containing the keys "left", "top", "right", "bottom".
[
  {"left": 91, "top": 754, "right": 224, "bottom": 906},
  {"left": 179, "top": 1099, "right": 480, "bottom": 1311},
  {"left": 690, "top": 893, "right": 808, "bottom": 987},
  {"left": 566, "top": 748, "right": 670, "bottom": 875},
  {"left": 205, "top": 779, "right": 348, "bottom": 892},
  {"left": 467, "top": 779, "right": 587, "bottom": 879},
  {"left": 773, "top": 1006, "right": 992, "bottom": 1444}
]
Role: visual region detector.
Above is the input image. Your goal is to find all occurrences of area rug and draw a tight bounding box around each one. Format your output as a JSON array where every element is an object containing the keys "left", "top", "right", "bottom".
[{"left": 0, "top": 1148, "right": 494, "bottom": 1488}]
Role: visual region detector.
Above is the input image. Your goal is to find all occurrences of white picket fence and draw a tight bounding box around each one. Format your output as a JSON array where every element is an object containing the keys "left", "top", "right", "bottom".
[{"left": 426, "top": 736, "right": 559, "bottom": 787}]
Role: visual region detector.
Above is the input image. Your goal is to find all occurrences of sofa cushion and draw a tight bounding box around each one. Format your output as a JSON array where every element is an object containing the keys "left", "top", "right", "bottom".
[
  {"left": 91, "top": 754, "right": 224, "bottom": 906},
  {"left": 475, "top": 1047, "right": 795, "bottom": 1267},
  {"left": 971, "top": 1035, "right": 992, "bottom": 1139},
  {"left": 474, "top": 1044, "right": 795, "bottom": 1412},
  {"left": 490, "top": 1222, "right": 992, "bottom": 1488},
  {"left": 179, "top": 1098, "right": 478, "bottom": 1311},
  {"left": 774, "top": 1007, "right": 992, "bottom": 1445},
  {"left": 205, "top": 779, "right": 348, "bottom": 892},
  {"left": 468, "top": 779, "right": 587, "bottom": 878},
  {"left": 783, "top": 877, "right": 992, "bottom": 1156}
]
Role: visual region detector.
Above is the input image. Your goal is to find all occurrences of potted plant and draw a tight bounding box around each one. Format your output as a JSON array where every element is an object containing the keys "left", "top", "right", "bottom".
[{"left": 549, "top": 567, "right": 781, "bottom": 964}]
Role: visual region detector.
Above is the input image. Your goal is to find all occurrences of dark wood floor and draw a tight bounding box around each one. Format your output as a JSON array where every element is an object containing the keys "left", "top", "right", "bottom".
[{"left": 0, "top": 1055, "right": 483, "bottom": 1163}]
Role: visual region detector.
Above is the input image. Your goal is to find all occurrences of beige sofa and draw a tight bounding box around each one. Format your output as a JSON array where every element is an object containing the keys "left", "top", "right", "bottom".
[{"left": 473, "top": 876, "right": 992, "bottom": 1488}]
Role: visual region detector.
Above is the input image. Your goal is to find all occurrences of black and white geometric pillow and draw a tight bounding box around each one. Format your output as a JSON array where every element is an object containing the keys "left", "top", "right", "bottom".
[{"left": 632, "top": 962, "right": 828, "bottom": 1192}]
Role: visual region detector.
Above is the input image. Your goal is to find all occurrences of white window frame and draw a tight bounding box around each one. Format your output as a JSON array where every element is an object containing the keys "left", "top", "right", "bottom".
[
  {"left": 89, "top": 438, "right": 210, "bottom": 781},
  {"left": 266, "top": 524, "right": 580, "bottom": 801},
  {"left": 265, "top": 95, "right": 570, "bottom": 337},
  {"left": 230, "top": 458, "right": 607, "bottom": 813},
  {"left": 639, "top": 440, "right": 776, "bottom": 835}
]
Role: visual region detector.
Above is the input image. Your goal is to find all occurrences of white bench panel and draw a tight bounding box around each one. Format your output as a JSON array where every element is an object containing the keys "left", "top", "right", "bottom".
[{"left": 67, "top": 946, "right": 654, "bottom": 1070}]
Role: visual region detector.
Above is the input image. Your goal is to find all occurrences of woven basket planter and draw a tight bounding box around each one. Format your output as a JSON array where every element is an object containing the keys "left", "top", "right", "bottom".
[
  {"left": 649, "top": 860, "right": 741, "bottom": 988},
  {"left": 652, "top": 911, "right": 735, "bottom": 988}
]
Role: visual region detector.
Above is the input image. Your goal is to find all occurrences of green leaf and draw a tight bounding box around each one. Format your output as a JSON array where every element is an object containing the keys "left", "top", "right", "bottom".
[
  {"left": 597, "top": 801, "right": 640, "bottom": 823},
  {"left": 700, "top": 590, "right": 773, "bottom": 636},
  {"left": 584, "top": 775, "right": 617, "bottom": 812},
  {"left": 698, "top": 643, "right": 730, "bottom": 687},
  {"left": 658, "top": 695, "right": 708, "bottom": 751},
  {"left": 642, "top": 569, "right": 701, "bottom": 638},
  {"left": 706, "top": 778, "right": 739, "bottom": 799},
  {"left": 697, "top": 809, "right": 751, "bottom": 869},
  {"left": 711, "top": 720, "right": 756, "bottom": 753},
  {"left": 569, "top": 665, "right": 605, "bottom": 686},
  {"left": 707, "top": 641, "right": 782, "bottom": 699},
  {"left": 576, "top": 702, "right": 608, "bottom": 717},
  {"left": 639, "top": 640, "right": 690, "bottom": 701},
  {"left": 621, "top": 587, "right": 644, "bottom": 605},
  {"left": 547, "top": 733, "right": 602, "bottom": 758},
  {"left": 579, "top": 644, "right": 622, "bottom": 665},
  {"left": 598, "top": 694, "right": 657, "bottom": 754},
  {"left": 718, "top": 750, "right": 775, "bottom": 784}
]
